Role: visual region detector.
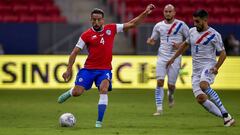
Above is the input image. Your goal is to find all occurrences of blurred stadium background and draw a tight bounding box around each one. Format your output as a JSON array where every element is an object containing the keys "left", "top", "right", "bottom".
[{"left": 0, "top": 0, "right": 239, "bottom": 135}]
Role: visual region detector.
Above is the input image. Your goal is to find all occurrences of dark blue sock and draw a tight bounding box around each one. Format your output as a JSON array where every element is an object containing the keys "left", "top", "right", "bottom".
[{"left": 97, "top": 104, "right": 107, "bottom": 122}]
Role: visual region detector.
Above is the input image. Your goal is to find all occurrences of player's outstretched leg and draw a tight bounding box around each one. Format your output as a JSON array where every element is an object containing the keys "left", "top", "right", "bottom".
[
  {"left": 96, "top": 94, "right": 108, "bottom": 128},
  {"left": 58, "top": 86, "right": 84, "bottom": 103},
  {"left": 205, "top": 87, "right": 235, "bottom": 127},
  {"left": 153, "top": 86, "right": 164, "bottom": 116}
]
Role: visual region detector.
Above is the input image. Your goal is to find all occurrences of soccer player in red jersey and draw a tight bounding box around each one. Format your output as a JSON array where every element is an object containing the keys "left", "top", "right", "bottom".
[{"left": 57, "top": 4, "right": 155, "bottom": 128}]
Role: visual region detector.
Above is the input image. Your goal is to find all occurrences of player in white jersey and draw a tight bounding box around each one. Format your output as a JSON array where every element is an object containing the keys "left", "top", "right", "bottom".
[
  {"left": 147, "top": 4, "right": 189, "bottom": 116},
  {"left": 167, "top": 9, "right": 235, "bottom": 127}
]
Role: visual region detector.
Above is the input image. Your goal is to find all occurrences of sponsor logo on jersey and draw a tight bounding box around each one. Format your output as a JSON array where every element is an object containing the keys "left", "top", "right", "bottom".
[{"left": 91, "top": 35, "right": 97, "bottom": 39}]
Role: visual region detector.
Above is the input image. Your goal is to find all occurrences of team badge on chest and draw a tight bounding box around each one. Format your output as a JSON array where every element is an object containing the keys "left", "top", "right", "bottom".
[{"left": 106, "top": 30, "right": 111, "bottom": 35}]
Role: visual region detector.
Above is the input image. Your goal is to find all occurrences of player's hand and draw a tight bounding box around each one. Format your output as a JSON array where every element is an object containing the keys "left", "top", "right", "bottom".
[
  {"left": 210, "top": 67, "right": 218, "bottom": 75},
  {"left": 166, "top": 58, "right": 175, "bottom": 68},
  {"left": 172, "top": 42, "right": 180, "bottom": 50},
  {"left": 145, "top": 4, "right": 155, "bottom": 15},
  {"left": 62, "top": 70, "right": 72, "bottom": 82},
  {"left": 146, "top": 38, "right": 155, "bottom": 45}
]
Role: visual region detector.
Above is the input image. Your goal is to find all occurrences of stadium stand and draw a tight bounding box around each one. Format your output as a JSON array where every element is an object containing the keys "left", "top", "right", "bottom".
[
  {"left": 108, "top": 0, "right": 240, "bottom": 24},
  {"left": 0, "top": 0, "right": 66, "bottom": 23}
]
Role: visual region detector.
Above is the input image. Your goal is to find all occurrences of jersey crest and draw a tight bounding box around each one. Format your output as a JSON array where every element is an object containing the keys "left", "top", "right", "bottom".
[{"left": 106, "top": 30, "right": 111, "bottom": 35}]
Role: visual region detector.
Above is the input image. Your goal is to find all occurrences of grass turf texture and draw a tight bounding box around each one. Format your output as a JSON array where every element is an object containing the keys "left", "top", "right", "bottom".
[{"left": 0, "top": 89, "right": 239, "bottom": 135}]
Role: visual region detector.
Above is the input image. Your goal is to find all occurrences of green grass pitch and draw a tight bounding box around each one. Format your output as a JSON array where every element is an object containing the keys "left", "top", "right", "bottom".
[{"left": 0, "top": 89, "right": 239, "bottom": 135}]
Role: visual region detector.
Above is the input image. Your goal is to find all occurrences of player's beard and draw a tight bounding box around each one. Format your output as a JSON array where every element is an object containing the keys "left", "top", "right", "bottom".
[
  {"left": 165, "top": 17, "right": 173, "bottom": 23},
  {"left": 196, "top": 26, "right": 203, "bottom": 32},
  {"left": 93, "top": 25, "right": 103, "bottom": 32}
]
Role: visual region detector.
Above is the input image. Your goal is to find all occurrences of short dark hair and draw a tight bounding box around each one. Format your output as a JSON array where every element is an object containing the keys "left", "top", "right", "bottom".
[
  {"left": 91, "top": 8, "right": 104, "bottom": 18},
  {"left": 193, "top": 9, "right": 208, "bottom": 19}
]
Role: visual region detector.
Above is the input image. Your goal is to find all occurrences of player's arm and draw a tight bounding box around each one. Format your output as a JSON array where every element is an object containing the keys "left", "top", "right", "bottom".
[
  {"left": 166, "top": 41, "right": 189, "bottom": 68},
  {"left": 211, "top": 50, "right": 226, "bottom": 75},
  {"left": 172, "top": 42, "right": 183, "bottom": 50},
  {"left": 62, "top": 47, "right": 81, "bottom": 81},
  {"left": 210, "top": 32, "right": 227, "bottom": 75},
  {"left": 146, "top": 38, "right": 156, "bottom": 45},
  {"left": 123, "top": 4, "right": 155, "bottom": 31},
  {"left": 147, "top": 23, "right": 159, "bottom": 46}
]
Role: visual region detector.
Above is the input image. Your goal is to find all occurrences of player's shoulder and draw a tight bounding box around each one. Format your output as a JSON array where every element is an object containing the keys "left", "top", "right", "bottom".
[
  {"left": 81, "top": 28, "right": 93, "bottom": 36},
  {"left": 105, "top": 23, "right": 117, "bottom": 28},
  {"left": 189, "top": 27, "right": 197, "bottom": 33},
  {"left": 175, "top": 19, "right": 188, "bottom": 26},
  {"left": 175, "top": 19, "right": 185, "bottom": 23},
  {"left": 154, "top": 20, "right": 164, "bottom": 27},
  {"left": 209, "top": 27, "right": 221, "bottom": 35}
]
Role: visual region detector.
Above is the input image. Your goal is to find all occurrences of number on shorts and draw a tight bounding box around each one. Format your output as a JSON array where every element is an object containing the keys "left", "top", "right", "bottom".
[{"left": 106, "top": 73, "right": 110, "bottom": 80}]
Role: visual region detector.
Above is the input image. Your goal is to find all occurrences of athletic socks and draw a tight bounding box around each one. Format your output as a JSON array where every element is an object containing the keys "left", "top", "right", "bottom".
[
  {"left": 202, "top": 99, "right": 222, "bottom": 117},
  {"left": 205, "top": 87, "right": 228, "bottom": 114},
  {"left": 97, "top": 94, "right": 108, "bottom": 122},
  {"left": 155, "top": 87, "right": 164, "bottom": 111}
]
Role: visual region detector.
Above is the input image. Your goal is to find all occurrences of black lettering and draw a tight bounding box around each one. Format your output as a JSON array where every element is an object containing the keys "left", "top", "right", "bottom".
[
  {"left": 32, "top": 64, "right": 49, "bottom": 83},
  {"left": 22, "top": 63, "right": 26, "bottom": 83},
  {"left": 54, "top": 63, "right": 72, "bottom": 83},
  {"left": 138, "top": 63, "right": 148, "bottom": 83},
  {"left": 2, "top": 62, "right": 17, "bottom": 83},
  {"left": 116, "top": 63, "right": 132, "bottom": 83},
  {"left": 76, "top": 64, "right": 81, "bottom": 70}
]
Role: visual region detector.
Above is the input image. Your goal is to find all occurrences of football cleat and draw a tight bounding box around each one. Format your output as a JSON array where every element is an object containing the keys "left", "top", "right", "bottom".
[
  {"left": 153, "top": 110, "right": 163, "bottom": 116},
  {"left": 57, "top": 91, "right": 71, "bottom": 103},
  {"left": 223, "top": 114, "right": 235, "bottom": 127},
  {"left": 95, "top": 121, "right": 102, "bottom": 128}
]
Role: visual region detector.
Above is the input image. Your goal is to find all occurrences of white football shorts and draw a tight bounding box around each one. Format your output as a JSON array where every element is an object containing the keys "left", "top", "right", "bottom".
[
  {"left": 156, "top": 56, "right": 181, "bottom": 85},
  {"left": 192, "top": 66, "right": 216, "bottom": 97}
]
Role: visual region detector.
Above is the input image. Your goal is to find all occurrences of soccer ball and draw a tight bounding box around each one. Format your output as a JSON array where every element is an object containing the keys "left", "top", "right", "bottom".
[{"left": 59, "top": 113, "right": 76, "bottom": 127}]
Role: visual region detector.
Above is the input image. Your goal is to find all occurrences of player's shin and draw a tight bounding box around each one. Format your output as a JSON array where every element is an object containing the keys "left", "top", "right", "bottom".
[
  {"left": 167, "top": 84, "right": 175, "bottom": 108},
  {"left": 205, "top": 87, "right": 228, "bottom": 115},
  {"left": 155, "top": 87, "right": 164, "bottom": 112},
  {"left": 97, "top": 94, "right": 108, "bottom": 123},
  {"left": 202, "top": 99, "right": 222, "bottom": 118}
]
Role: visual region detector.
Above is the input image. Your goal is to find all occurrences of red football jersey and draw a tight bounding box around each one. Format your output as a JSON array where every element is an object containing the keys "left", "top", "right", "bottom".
[{"left": 79, "top": 24, "right": 121, "bottom": 70}]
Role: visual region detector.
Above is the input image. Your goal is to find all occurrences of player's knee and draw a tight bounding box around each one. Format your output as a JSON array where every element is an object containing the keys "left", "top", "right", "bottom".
[
  {"left": 99, "top": 80, "right": 109, "bottom": 94},
  {"left": 199, "top": 81, "right": 209, "bottom": 91},
  {"left": 196, "top": 94, "right": 207, "bottom": 104},
  {"left": 72, "top": 86, "right": 84, "bottom": 96},
  {"left": 168, "top": 83, "right": 175, "bottom": 91},
  {"left": 157, "top": 80, "right": 164, "bottom": 87}
]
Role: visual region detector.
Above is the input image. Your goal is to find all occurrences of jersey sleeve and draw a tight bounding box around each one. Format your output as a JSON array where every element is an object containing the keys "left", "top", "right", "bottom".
[
  {"left": 213, "top": 32, "right": 225, "bottom": 52},
  {"left": 182, "top": 23, "right": 190, "bottom": 39},
  {"left": 150, "top": 24, "right": 160, "bottom": 40},
  {"left": 116, "top": 24, "right": 124, "bottom": 33},
  {"left": 76, "top": 32, "right": 88, "bottom": 49},
  {"left": 76, "top": 37, "right": 85, "bottom": 49},
  {"left": 185, "top": 28, "right": 193, "bottom": 44}
]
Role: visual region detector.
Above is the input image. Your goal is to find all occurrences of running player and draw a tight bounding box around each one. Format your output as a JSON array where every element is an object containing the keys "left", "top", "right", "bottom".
[
  {"left": 167, "top": 9, "right": 235, "bottom": 127},
  {"left": 147, "top": 4, "right": 189, "bottom": 116}
]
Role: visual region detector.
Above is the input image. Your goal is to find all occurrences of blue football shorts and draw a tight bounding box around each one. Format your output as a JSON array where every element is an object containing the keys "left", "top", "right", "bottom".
[{"left": 75, "top": 68, "right": 112, "bottom": 91}]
